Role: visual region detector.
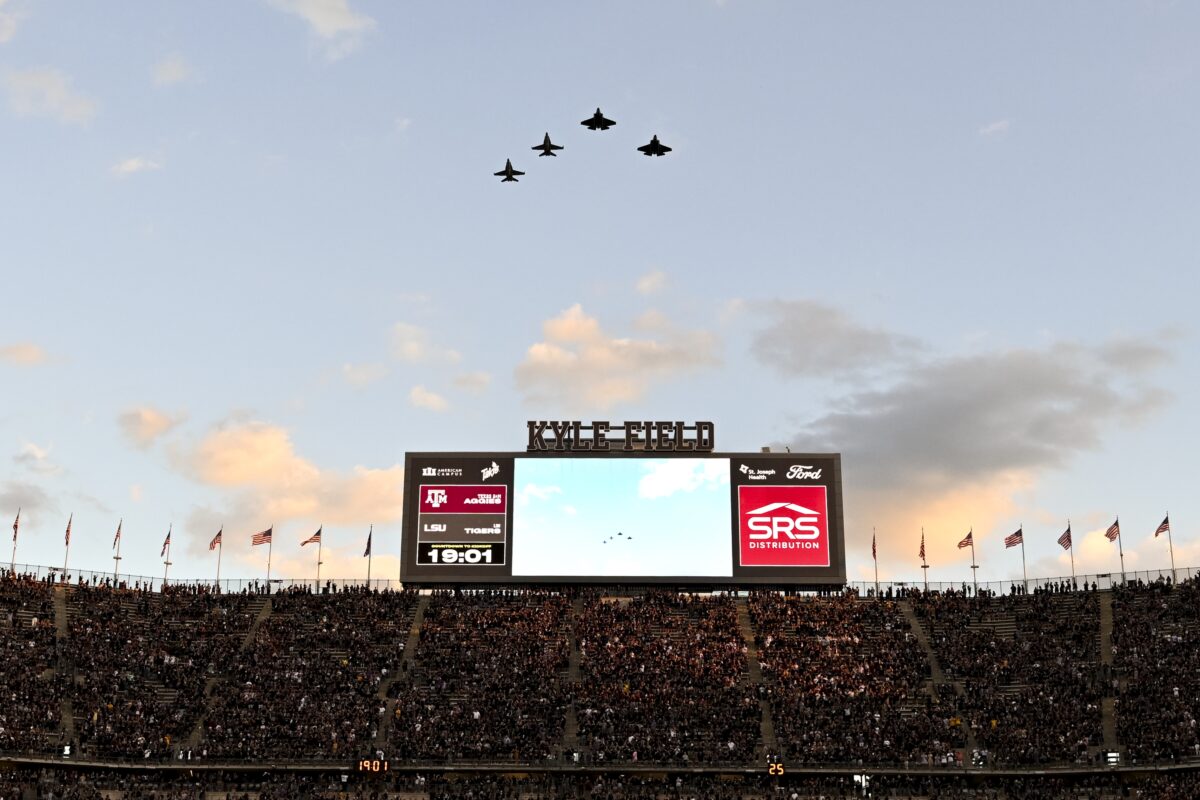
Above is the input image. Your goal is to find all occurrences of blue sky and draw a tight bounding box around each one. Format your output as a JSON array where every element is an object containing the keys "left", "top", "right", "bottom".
[{"left": 1, "top": 1, "right": 1197, "bottom": 584}]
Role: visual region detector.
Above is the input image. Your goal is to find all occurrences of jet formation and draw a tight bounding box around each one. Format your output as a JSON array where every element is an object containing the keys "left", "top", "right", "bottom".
[{"left": 494, "top": 107, "right": 670, "bottom": 182}]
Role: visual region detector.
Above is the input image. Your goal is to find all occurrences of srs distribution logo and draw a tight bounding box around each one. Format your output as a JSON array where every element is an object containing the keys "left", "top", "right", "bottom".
[{"left": 738, "top": 485, "right": 830, "bottom": 567}]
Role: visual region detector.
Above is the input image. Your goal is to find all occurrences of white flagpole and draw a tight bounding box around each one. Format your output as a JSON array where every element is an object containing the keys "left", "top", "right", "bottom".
[
  {"left": 921, "top": 527, "right": 928, "bottom": 592},
  {"left": 10, "top": 508, "right": 18, "bottom": 576},
  {"left": 316, "top": 529, "right": 323, "bottom": 587},
  {"left": 162, "top": 524, "right": 172, "bottom": 587},
  {"left": 266, "top": 526, "right": 274, "bottom": 586},
  {"left": 1164, "top": 513, "right": 1176, "bottom": 585},
  {"left": 216, "top": 531, "right": 223, "bottom": 588},
  {"left": 63, "top": 513, "right": 72, "bottom": 582},
  {"left": 1020, "top": 524, "right": 1028, "bottom": 593},
  {"left": 113, "top": 520, "right": 123, "bottom": 584},
  {"left": 969, "top": 527, "right": 978, "bottom": 596},
  {"left": 872, "top": 527, "right": 878, "bottom": 596},
  {"left": 1068, "top": 521, "right": 1076, "bottom": 588},
  {"left": 367, "top": 524, "right": 373, "bottom": 587},
  {"left": 1116, "top": 518, "right": 1126, "bottom": 585}
]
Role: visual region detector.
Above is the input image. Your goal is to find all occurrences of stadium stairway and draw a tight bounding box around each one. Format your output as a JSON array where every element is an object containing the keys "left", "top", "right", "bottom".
[
  {"left": 1099, "top": 591, "right": 1118, "bottom": 751},
  {"left": 563, "top": 595, "right": 584, "bottom": 757},
  {"left": 899, "top": 599, "right": 979, "bottom": 756},
  {"left": 379, "top": 592, "right": 429, "bottom": 750},
  {"left": 52, "top": 586, "right": 76, "bottom": 751},
  {"left": 735, "top": 598, "right": 777, "bottom": 756},
  {"left": 183, "top": 594, "right": 273, "bottom": 753}
]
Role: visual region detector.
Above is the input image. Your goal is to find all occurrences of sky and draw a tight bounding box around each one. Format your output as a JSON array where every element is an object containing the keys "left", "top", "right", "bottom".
[
  {"left": 1, "top": 1, "right": 1198, "bottom": 586},
  {"left": 512, "top": 457, "right": 732, "bottom": 577}
]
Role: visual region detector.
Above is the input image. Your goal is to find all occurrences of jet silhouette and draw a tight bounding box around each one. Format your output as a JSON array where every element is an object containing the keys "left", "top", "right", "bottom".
[
  {"left": 637, "top": 135, "right": 671, "bottom": 157},
  {"left": 493, "top": 159, "right": 525, "bottom": 182},
  {"left": 581, "top": 108, "right": 616, "bottom": 131},
  {"left": 532, "top": 133, "right": 564, "bottom": 157}
]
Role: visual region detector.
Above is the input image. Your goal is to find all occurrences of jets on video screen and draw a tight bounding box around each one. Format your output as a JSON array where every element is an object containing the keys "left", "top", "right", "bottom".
[{"left": 511, "top": 458, "right": 732, "bottom": 577}]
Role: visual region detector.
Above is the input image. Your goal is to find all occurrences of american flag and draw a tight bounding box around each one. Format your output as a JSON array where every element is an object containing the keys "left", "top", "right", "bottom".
[
  {"left": 113, "top": 520, "right": 122, "bottom": 549},
  {"left": 1155, "top": 516, "right": 1170, "bottom": 538},
  {"left": 11, "top": 509, "right": 18, "bottom": 543},
  {"left": 160, "top": 527, "right": 171, "bottom": 558},
  {"left": 1004, "top": 528, "right": 1024, "bottom": 548},
  {"left": 251, "top": 527, "right": 273, "bottom": 546},
  {"left": 64, "top": 514, "right": 72, "bottom": 547},
  {"left": 1058, "top": 525, "right": 1072, "bottom": 551},
  {"left": 209, "top": 529, "right": 223, "bottom": 551},
  {"left": 871, "top": 530, "right": 876, "bottom": 562},
  {"left": 919, "top": 530, "right": 926, "bottom": 561},
  {"left": 957, "top": 531, "right": 973, "bottom": 549},
  {"left": 363, "top": 526, "right": 372, "bottom": 558},
  {"left": 1105, "top": 519, "right": 1121, "bottom": 542},
  {"left": 301, "top": 527, "right": 322, "bottom": 546}
]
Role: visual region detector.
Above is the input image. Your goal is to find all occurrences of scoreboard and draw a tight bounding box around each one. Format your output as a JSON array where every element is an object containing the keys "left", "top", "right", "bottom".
[{"left": 401, "top": 452, "right": 845, "bottom": 585}]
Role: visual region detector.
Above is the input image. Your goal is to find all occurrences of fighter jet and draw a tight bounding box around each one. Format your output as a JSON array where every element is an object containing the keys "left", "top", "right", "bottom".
[
  {"left": 581, "top": 108, "right": 616, "bottom": 131},
  {"left": 493, "top": 159, "right": 524, "bottom": 182},
  {"left": 637, "top": 135, "right": 671, "bottom": 157},
  {"left": 532, "top": 133, "right": 564, "bottom": 157}
]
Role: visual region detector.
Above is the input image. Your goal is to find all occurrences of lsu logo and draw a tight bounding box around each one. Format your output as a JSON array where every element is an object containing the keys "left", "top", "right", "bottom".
[
  {"left": 738, "top": 485, "right": 830, "bottom": 567},
  {"left": 425, "top": 489, "right": 448, "bottom": 508}
]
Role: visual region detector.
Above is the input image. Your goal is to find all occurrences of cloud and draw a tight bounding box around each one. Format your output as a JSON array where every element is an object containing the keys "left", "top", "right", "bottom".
[
  {"left": 979, "top": 119, "right": 1011, "bottom": 137},
  {"left": 130, "top": 484, "right": 143, "bottom": 503},
  {"left": 395, "top": 116, "right": 412, "bottom": 134},
  {"left": 174, "top": 420, "right": 404, "bottom": 555},
  {"left": 517, "top": 483, "right": 562, "bottom": 506},
  {"left": 751, "top": 299, "right": 921, "bottom": 377},
  {"left": 13, "top": 442, "right": 61, "bottom": 475},
  {"left": 111, "top": 156, "right": 162, "bottom": 177},
  {"left": 119, "top": 407, "right": 185, "bottom": 449},
  {"left": 409, "top": 385, "right": 448, "bottom": 412},
  {"left": 0, "top": 481, "right": 54, "bottom": 530},
  {"left": 638, "top": 459, "right": 729, "bottom": 500},
  {"left": 0, "top": 342, "right": 48, "bottom": 365},
  {"left": 341, "top": 362, "right": 387, "bottom": 388},
  {"left": 515, "top": 304, "right": 720, "bottom": 411},
  {"left": 453, "top": 371, "right": 491, "bottom": 393},
  {"left": 152, "top": 54, "right": 190, "bottom": 86},
  {"left": 2, "top": 67, "right": 97, "bottom": 124},
  {"left": 636, "top": 269, "right": 668, "bottom": 295},
  {"left": 391, "top": 322, "right": 460, "bottom": 364},
  {"left": 786, "top": 335, "right": 1172, "bottom": 564},
  {"left": 266, "top": 0, "right": 376, "bottom": 60},
  {"left": 0, "top": 0, "right": 24, "bottom": 43}
]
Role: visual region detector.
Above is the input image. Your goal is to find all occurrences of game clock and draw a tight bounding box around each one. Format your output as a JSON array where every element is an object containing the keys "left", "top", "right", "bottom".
[
  {"left": 356, "top": 759, "right": 389, "bottom": 773},
  {"left": 766, "top": 753, "right": 785, "bottom": 776}
]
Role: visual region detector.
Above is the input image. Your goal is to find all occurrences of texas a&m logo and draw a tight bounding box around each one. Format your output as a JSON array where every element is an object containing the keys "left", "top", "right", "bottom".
[{"left": 738, "top": 485, "right": 830, "bottom": 567}]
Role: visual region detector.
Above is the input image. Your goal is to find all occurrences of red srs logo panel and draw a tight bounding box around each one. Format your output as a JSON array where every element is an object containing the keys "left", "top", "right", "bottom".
[
  {"left": 419, "top": 485, "right": 508, "bottom": 515},
  {"left": 738, "top": 485, "right": 830, "bottom": 567}
]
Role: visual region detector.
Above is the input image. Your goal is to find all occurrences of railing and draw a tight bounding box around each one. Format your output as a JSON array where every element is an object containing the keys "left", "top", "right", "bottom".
[{"left": 4, "top": 561, "right": 1196, "bottom": 595}]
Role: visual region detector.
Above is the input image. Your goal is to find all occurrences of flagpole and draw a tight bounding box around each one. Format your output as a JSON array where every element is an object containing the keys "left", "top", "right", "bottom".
[
  {"left": 216, "top": 531, "right": 223, "bottom": 588},
  {"left": 1068, "top": 520, "right": 1076, "bottom": 588},
  {"left": 63, "top": 513, "right": 72, "bottom": 583},
  {"left": 921, "top": 527, "right": 928, "bottom": 593},
  {"left": 163, "top": 524, "right": 172, "bottom": 588},
  {"left": 367, "top": 524, "right": 373, "bottom": 587},
  {"left": 969, "top": 527, "right": 978, "bottom": 596},
  {"left": 10, "top": 508, "right": 18, "bottom": 576},
  {"left": 1020, "top": 523, "right": 1028, "bottom": 593},
  {"left": 316, "top": 532, "right": 323, "bottom": 587},
  {"left": 266, "top": 525, "right": 274, "bottom": 587},
  {"left": 1166, "top": 513, "right": 1176, "bottom": 584},
  {"left": 872, "top": 527, "right": 878, "bottom": 597},
  {"left": 1116, "top": 517, "right": 1126, "bottom": 585},
  {"left": 113, "top": 520, "right": 122, "bottom": 585}
]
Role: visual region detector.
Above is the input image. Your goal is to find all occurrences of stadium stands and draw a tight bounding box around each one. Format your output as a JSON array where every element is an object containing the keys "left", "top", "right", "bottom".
[{"left": 3, "top": 570, "right": 1200, "bottom": 794}]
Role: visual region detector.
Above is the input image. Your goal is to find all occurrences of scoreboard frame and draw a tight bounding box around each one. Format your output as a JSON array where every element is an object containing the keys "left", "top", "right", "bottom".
[{"left": 401, "top": 451, "right": 846, "bottom": 586}]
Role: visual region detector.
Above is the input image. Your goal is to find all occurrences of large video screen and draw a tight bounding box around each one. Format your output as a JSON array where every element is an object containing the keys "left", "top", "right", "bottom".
[{"left": 401, "top": 452, "right": 845, "bottom": 585}]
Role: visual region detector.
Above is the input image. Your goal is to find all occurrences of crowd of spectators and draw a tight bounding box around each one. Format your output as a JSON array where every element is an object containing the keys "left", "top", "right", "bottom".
[
  {"left": 65, "top": 583, "right": 259, "bottom": 759},
  {"left": 203, "top": 585, "right": 419, "bottom": 760},
  {"left": 914, "top": 589, "right": 1104, "bottom": 765},
  {"left": 751, "top": 592, "right": 958, "bottom": 766},
  {"left": 389, "top": 589, "right": 570, "bottom": 762},
  {"left": 0, "top": 573, "right": 64, "bottom": 756},
  {"left": 1113, "top": 576, "right": 1200, "bottom": 762},
  {"left": 575, "top": 591, "right": 759, "bottom": 765}
]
